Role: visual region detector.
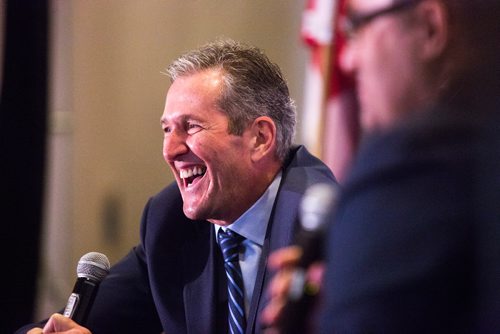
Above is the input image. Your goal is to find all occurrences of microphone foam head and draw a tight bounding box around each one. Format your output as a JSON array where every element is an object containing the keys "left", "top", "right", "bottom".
[
  {"left": 77, "top": 252, "right": 110, "bottom": 282},
  {"left": 300, "top": 183, "right": 338, "bottom": 231}
]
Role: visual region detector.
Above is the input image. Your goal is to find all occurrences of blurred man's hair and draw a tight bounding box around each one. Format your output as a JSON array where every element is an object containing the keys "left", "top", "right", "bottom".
[{"left": 440, "top": 0, "right": 499, "bottom": 104}]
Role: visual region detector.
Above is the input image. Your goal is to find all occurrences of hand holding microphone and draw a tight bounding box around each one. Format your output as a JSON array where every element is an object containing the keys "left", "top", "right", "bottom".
[
  {"left": 262, "top": 183, "right": 338, "bottom": 333},
  {"left": 29, "top": 252, "right": 110, "bottom": 334}
]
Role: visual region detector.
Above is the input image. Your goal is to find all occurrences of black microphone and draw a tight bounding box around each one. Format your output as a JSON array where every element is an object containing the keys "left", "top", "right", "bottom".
[
  {"left": 63, "top": 252, "right": 110, "bottom": 325},
  {"left": 277, "top": 182, "right": 338, "bottom": 333}
]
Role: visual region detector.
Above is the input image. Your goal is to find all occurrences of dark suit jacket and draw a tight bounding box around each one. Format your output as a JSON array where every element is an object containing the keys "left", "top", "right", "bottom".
[
  {"left": 320, "top": 108, "right": 500, "bottom": 333},
  {"left": 17, "top": 145, "right": 336, "bottom": 334}
]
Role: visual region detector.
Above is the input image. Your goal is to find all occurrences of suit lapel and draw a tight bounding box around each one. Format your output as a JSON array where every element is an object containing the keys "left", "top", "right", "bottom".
[
  {"left": 247, "top": 146, "right": 335, "bottom": 333},
  {"left": 246, "top": 183, "right": 301, "bottom": 333}
]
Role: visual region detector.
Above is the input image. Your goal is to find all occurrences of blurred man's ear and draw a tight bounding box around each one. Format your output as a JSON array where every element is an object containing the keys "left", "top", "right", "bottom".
[{"left": 415, "top": 0, "right": 449, "bottom": 61}]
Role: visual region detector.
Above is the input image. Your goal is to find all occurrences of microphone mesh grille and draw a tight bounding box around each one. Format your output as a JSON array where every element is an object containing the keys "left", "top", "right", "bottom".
[{"left": 77, "top": 252, "right": 110, "bottom": 281}]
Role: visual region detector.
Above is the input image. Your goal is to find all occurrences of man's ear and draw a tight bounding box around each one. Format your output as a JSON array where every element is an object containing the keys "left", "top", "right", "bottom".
[
  {"left": 415, "top": 0, "right": 449, "bottom": 60},
  {"left": 249, "top": 116, "right": 277, "bottom": 162}
]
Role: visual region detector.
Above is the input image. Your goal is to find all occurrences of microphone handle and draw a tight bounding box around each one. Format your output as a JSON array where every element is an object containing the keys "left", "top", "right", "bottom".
[
  {"left": 63, "top": 277, "right": 99, "bottom": 325},
  {"left": 277, "top": 228, "right": 325, "bottom": 333},
  {"left": 278, "top": 283, "right": 318, "bottom": 334}
]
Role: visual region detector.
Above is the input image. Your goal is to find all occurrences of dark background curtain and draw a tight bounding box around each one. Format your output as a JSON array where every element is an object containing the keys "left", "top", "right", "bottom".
[{"left": 0, "top": 0, "right": 49, "bottom": 332}]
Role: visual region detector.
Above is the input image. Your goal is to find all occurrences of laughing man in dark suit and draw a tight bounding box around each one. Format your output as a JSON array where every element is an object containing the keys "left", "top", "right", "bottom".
[{"left": 19, "top": 39, "right": 336, "bottom": 334}]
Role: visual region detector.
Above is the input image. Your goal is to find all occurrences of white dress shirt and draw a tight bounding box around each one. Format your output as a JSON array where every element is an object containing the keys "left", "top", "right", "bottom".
[{"left": 215, "top": 172, "right": 282, "bottom": 316}]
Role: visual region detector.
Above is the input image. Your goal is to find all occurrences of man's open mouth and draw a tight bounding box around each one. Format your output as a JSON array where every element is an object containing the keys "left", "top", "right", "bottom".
[{"left": 179, "top": 165, "right": 207, "bottom": 187}]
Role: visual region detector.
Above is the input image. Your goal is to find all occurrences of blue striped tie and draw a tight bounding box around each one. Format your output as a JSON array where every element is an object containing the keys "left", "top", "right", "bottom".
[{"left": 218, "top": 229, "right": 246, "bottom": 334}]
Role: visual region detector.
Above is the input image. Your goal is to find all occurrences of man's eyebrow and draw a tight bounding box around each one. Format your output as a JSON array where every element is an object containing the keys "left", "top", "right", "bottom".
[
  {"left": 160, "top": 114, "right": 202, "bottom": 124},
  {"left": 160, "top": 116, "right": 168, "bottom": 125}
]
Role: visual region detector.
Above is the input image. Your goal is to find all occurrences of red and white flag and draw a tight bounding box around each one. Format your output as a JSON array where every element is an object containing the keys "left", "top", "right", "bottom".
[{"left": 300, "top": 0, "right": 359, "bottom": 183}]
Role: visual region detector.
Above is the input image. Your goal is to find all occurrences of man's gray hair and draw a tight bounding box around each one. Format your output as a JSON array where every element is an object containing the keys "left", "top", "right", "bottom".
[{"left": 165, "top": 38, "right": 296, "bottom": 161}]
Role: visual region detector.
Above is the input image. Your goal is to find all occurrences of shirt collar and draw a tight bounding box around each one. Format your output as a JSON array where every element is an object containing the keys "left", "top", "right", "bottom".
[{"left": 215, "top": 172, "right": 282, "bottom": 246}]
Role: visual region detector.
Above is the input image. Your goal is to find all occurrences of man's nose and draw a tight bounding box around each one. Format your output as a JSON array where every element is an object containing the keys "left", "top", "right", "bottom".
[{"left": 163, "top": 130, "right": 188, "bottom": 161}]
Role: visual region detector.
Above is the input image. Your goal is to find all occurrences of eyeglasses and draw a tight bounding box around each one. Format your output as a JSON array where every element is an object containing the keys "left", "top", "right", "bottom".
[{"left": 341, "top": 0, "right": 424, "bottom": 39}]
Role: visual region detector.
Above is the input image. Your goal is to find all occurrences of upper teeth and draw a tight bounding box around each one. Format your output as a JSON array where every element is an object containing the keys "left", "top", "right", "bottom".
[{"left": 180, "top": 166, "right": 205, "bottom": 179}]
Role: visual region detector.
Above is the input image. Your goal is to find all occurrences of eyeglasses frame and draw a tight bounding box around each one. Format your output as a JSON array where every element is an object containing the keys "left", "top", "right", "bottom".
[{"left": 341, "top": 0, "right": 425, "bottom": 39}]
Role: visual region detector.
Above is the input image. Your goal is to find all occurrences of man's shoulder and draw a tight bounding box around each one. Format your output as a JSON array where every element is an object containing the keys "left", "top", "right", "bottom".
[
  {"left": 282, "top": 145, "right": 337, "bottom": 189},
  {"left": 142, "top": 182, "right": 193, "bottom": 232},
  {"left": 140, "top": 181, "right": 211, "bottom": 250},
  {"left": 348, "top": 112, "right": 481, "bottom": 183}
]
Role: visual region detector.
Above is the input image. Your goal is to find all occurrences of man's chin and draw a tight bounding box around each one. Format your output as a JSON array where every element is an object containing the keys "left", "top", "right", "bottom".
[
  {"left": 182, "top": 203, "right": 207, "bottom": 221},
  {"left": 182, "top": 206, "right": 198, "bottom": 220}
]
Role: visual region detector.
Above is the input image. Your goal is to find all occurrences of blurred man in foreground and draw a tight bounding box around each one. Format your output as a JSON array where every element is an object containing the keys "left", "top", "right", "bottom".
[{"left": 263, "top": 0, "right": 500, "bottom": 332}]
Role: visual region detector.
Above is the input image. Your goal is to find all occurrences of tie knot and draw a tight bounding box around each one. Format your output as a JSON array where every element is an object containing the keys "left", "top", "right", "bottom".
[{"left": 218, "top": 229, "right": 244, "bottom": 263}]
